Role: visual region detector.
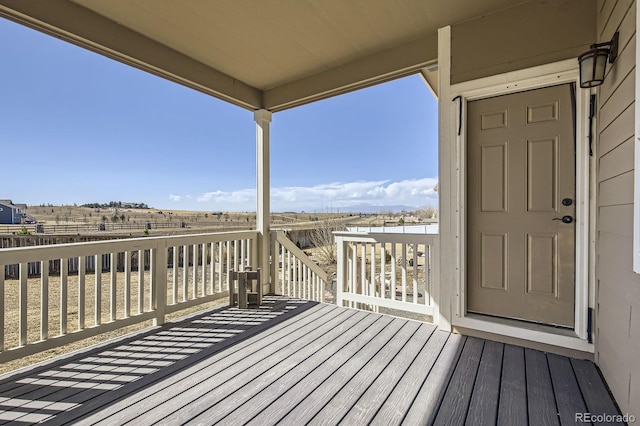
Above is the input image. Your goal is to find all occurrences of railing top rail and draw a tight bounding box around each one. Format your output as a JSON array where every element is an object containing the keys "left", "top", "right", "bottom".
[
  {"left": 0, "top": 230, "right": 258, "bottom": 264},
  {"left": 273, "top": 231, "right": 329, "bottom": 282},
  {"left": 333, "top": 231, "right": 439, "bottom": 244}
]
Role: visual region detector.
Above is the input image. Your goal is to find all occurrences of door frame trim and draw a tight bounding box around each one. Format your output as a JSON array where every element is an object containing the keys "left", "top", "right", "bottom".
[{"left": 442, "top": 57, "right": 592, "bottom": 352}]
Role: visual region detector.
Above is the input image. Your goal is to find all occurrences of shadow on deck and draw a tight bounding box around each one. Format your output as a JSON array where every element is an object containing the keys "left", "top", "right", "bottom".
[{"left": 0, "top": 297, "right": 621, "bottom": 425}]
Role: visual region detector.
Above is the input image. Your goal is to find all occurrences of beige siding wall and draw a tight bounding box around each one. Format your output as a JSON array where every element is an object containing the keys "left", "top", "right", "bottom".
[
  {"left": 596, "top": 0, "right": 639, "bottom": 416},
  {"left": 451, "top": 0, "right": 595, "bottom": 84}
]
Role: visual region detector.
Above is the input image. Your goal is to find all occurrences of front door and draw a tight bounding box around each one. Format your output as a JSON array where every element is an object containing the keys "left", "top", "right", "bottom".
[{"left": 467, "top": 84, "right": 575, "bottom": 328}]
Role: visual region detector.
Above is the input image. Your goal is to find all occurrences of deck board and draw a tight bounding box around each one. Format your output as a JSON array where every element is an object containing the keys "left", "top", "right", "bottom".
[
  {"left": 0, "top": 297, "right": 621, "bottom": 426},
  {"left": 466, "top": 340, "right": 503, "bottom": 425},
  {"left": 401, "top": 333, "right": 466, "bottom": 425},
  {"left": 432, "top": 336, "right": 484, "bottom": 425},
  {"left": 525, "top": 348, "right": 560, "bottom": 426},
  {"left": 548, "top": 353, "right": 588, "bottom": 425},
  {"left": 570, "top": 358, "right": 624, "bottom": 424},
  {"left": 497, "top": 344, "right": 528, "bottom": 426}
]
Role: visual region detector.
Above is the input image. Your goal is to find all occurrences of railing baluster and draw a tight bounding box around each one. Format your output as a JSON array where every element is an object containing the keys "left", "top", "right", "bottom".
[
  {"left": 137, "top": 249, "right": 144, "bottom": 314},
  {"left": 218, "top": 242, "right": 223, "bottom": 293},
  {"left": 271, "top": 236, "right": 278, "bottom": 295},
  {"left": 240, "top": 239, "right": 245, "bottom": 270},
  {"left": 60, "top": 257, "right": 68, "bottom": 334},
  {"left": 313, "top": 273, "right": 318, "bottom": 301},
  {"left": 380, "top": 243, "right": 386, "bottom": 299},
  {"left": 225, "top": 241, "right": 231, "bottom": 290},
  {"left": 351, "top": 244, "right": 358, "bottom": 309},
  {"left": 182, "top": 245, "right": 188, "bottom": 302},
  {"left": 201, "top": 243, "right": 207, "bottom": 297},
  {"left": 360, "top": 244, "right": 366, "bottom": 297},
  {"left": 189, "top": 244, "right": 195, "bottom": 299},
  {"left": 412, "top": 243, "right": 420, "bottom": 304},
  {"left": 152, "top": 242, "right": 167, "bottom": 326},
  {"left": 271, "top": 239, "right": 277, "bottom": 295},
  {"left": 171, "top": 247, "right": 178, "bottom": 304},
  {"left": 302, "top": 263, "right": 307, "bottom": 300},
  {"left": 336, "top": 236, "right": 345, "bottom": 307},
  {"left": 298, "top": 259, "right": 303, "bottom": 298},
  {"left": 95, "top": 254, "right": 102, "bottom": 325},
  {"left": 41, "top": 260, "right": 49, "bottom": 340},
  {"left": 233, "top": 240, "right": 239, "bottom": 272},
  {"left": 401, "top": 243, "right": 407, "bottom": 302},
  {"left": 291, "top": 256, "right": 296, "bottom": 298},
  {"left": 286, "top": 249, "right": 291, "bottom": 297},
  {"left": 427, "top": 244, "right": 433, "bottom": 306},
  {"left": 391, "top": 244, "right": 397, "bottom": 301},
  {"left": 209, "top": 243, "right": 215, "bottom": 294},
  {"left": 19, "top": 263, "right": 27, "bottom": 346},
  {"left": 79, "top": 255, "right": 85, "bottom": 329},
  {"left": 123, "top": 251, "right": 130, "bottom": 316},
  {"left": 189, "top": 244, "right": 198, "bottom": 299},
  {"left": 110, "top": 253, "right": 117, "bottom": 322},
  {"left": 371, "top": 244, "right": 376, "bottom": 299}
]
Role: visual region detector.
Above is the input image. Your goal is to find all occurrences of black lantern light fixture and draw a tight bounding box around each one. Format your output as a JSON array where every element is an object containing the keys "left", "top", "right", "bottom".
[{"left": 578, "top": 31, "right": 619, "bottom": 88}]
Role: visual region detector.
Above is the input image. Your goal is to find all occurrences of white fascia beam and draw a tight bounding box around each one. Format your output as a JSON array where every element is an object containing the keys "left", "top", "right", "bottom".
[{"left": 0, "top": 0, "right": 262, "bottom": 110}]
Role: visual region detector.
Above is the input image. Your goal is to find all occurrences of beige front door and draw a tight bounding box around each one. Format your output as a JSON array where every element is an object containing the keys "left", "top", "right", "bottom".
[{"left": 467, "top": 84, "right": 575, "bottom": 328}]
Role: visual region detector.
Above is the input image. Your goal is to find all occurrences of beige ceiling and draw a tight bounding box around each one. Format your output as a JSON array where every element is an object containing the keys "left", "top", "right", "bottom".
[{"left": 0, "top": 0, "right": 525, "bottom": 111}]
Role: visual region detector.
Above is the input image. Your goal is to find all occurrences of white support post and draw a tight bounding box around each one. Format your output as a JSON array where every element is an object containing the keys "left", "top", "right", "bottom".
[
  {"left": 437, "top": 26, "right": 453, "bottom": 332},
  {"left": 255, "top": 109, "right": 273, "bottom": 297}
]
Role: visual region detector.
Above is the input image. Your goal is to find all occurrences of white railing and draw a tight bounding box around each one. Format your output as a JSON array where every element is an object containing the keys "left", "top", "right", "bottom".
[
  {"left": 271, "top": 231, "right": 328, "bottom": 303},
  {"left": 0, "top": 230, "right": 257, "bottom": 363},
  {"left": 335, "top": 232, "right": 439, "bottom": 322}
]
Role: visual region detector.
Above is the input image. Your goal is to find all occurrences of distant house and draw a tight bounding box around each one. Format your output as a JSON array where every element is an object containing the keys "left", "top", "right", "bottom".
[{"left": 0, "top": 200, "right": 23, "bottom": 224}]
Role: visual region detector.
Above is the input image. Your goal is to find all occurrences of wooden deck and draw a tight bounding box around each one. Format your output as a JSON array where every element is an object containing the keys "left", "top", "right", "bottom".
[{"left": 0, "top": 297, "right": 621, "bottom": 425}]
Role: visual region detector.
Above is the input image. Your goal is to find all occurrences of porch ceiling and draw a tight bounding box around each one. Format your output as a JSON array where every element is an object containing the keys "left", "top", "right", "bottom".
[{"left": 0, "top": 0, "right": 524, "bottom": 111}]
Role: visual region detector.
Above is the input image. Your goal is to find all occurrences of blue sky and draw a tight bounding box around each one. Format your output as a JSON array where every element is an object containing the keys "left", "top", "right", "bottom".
[{"left": 0, "top": 17, "right": 438, "bottom": 213}]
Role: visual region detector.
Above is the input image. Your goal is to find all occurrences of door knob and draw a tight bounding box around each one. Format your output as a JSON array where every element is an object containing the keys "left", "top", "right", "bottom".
[{"left": 552, "top": 215, "right": 573, "bottom": 224}]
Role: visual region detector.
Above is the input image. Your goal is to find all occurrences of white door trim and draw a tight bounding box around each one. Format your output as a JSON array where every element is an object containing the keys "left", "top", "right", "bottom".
[{"left": 438, "top": 28, "right": 592, "bottom": 352}]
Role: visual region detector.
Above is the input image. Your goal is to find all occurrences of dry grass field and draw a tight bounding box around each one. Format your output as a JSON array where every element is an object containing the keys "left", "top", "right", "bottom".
[{"left": 17, "top": 205, "right": 435, "bottom": 234}]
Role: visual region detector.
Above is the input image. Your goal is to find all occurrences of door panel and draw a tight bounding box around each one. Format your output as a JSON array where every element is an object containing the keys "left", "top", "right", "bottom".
[{"left": 467, "top": 84, "right": 575, "bottom": 327}]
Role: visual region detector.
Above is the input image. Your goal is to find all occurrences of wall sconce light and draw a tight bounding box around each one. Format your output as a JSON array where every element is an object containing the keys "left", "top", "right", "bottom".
[{"left": 578, "top": 31, "right": 619, "bottom": 88}]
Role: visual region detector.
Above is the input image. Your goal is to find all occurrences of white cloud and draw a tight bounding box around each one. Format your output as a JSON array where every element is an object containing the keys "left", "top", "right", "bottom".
[{"left": 170, "top": 177, "right": 438, "bottom": 211}]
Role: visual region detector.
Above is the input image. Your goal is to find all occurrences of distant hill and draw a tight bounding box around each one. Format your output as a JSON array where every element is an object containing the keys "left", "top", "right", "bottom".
[{"left": 331, "top": 204, "right": 419, "bottom": 214}]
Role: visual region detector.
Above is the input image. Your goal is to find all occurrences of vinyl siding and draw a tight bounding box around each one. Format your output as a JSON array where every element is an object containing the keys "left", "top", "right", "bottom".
[
  {"left": 596, "top": 0, "right": 639, "bottom": 416},
  {"left": 450, "top": 0, "right": 595, "bottom": 84}
]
